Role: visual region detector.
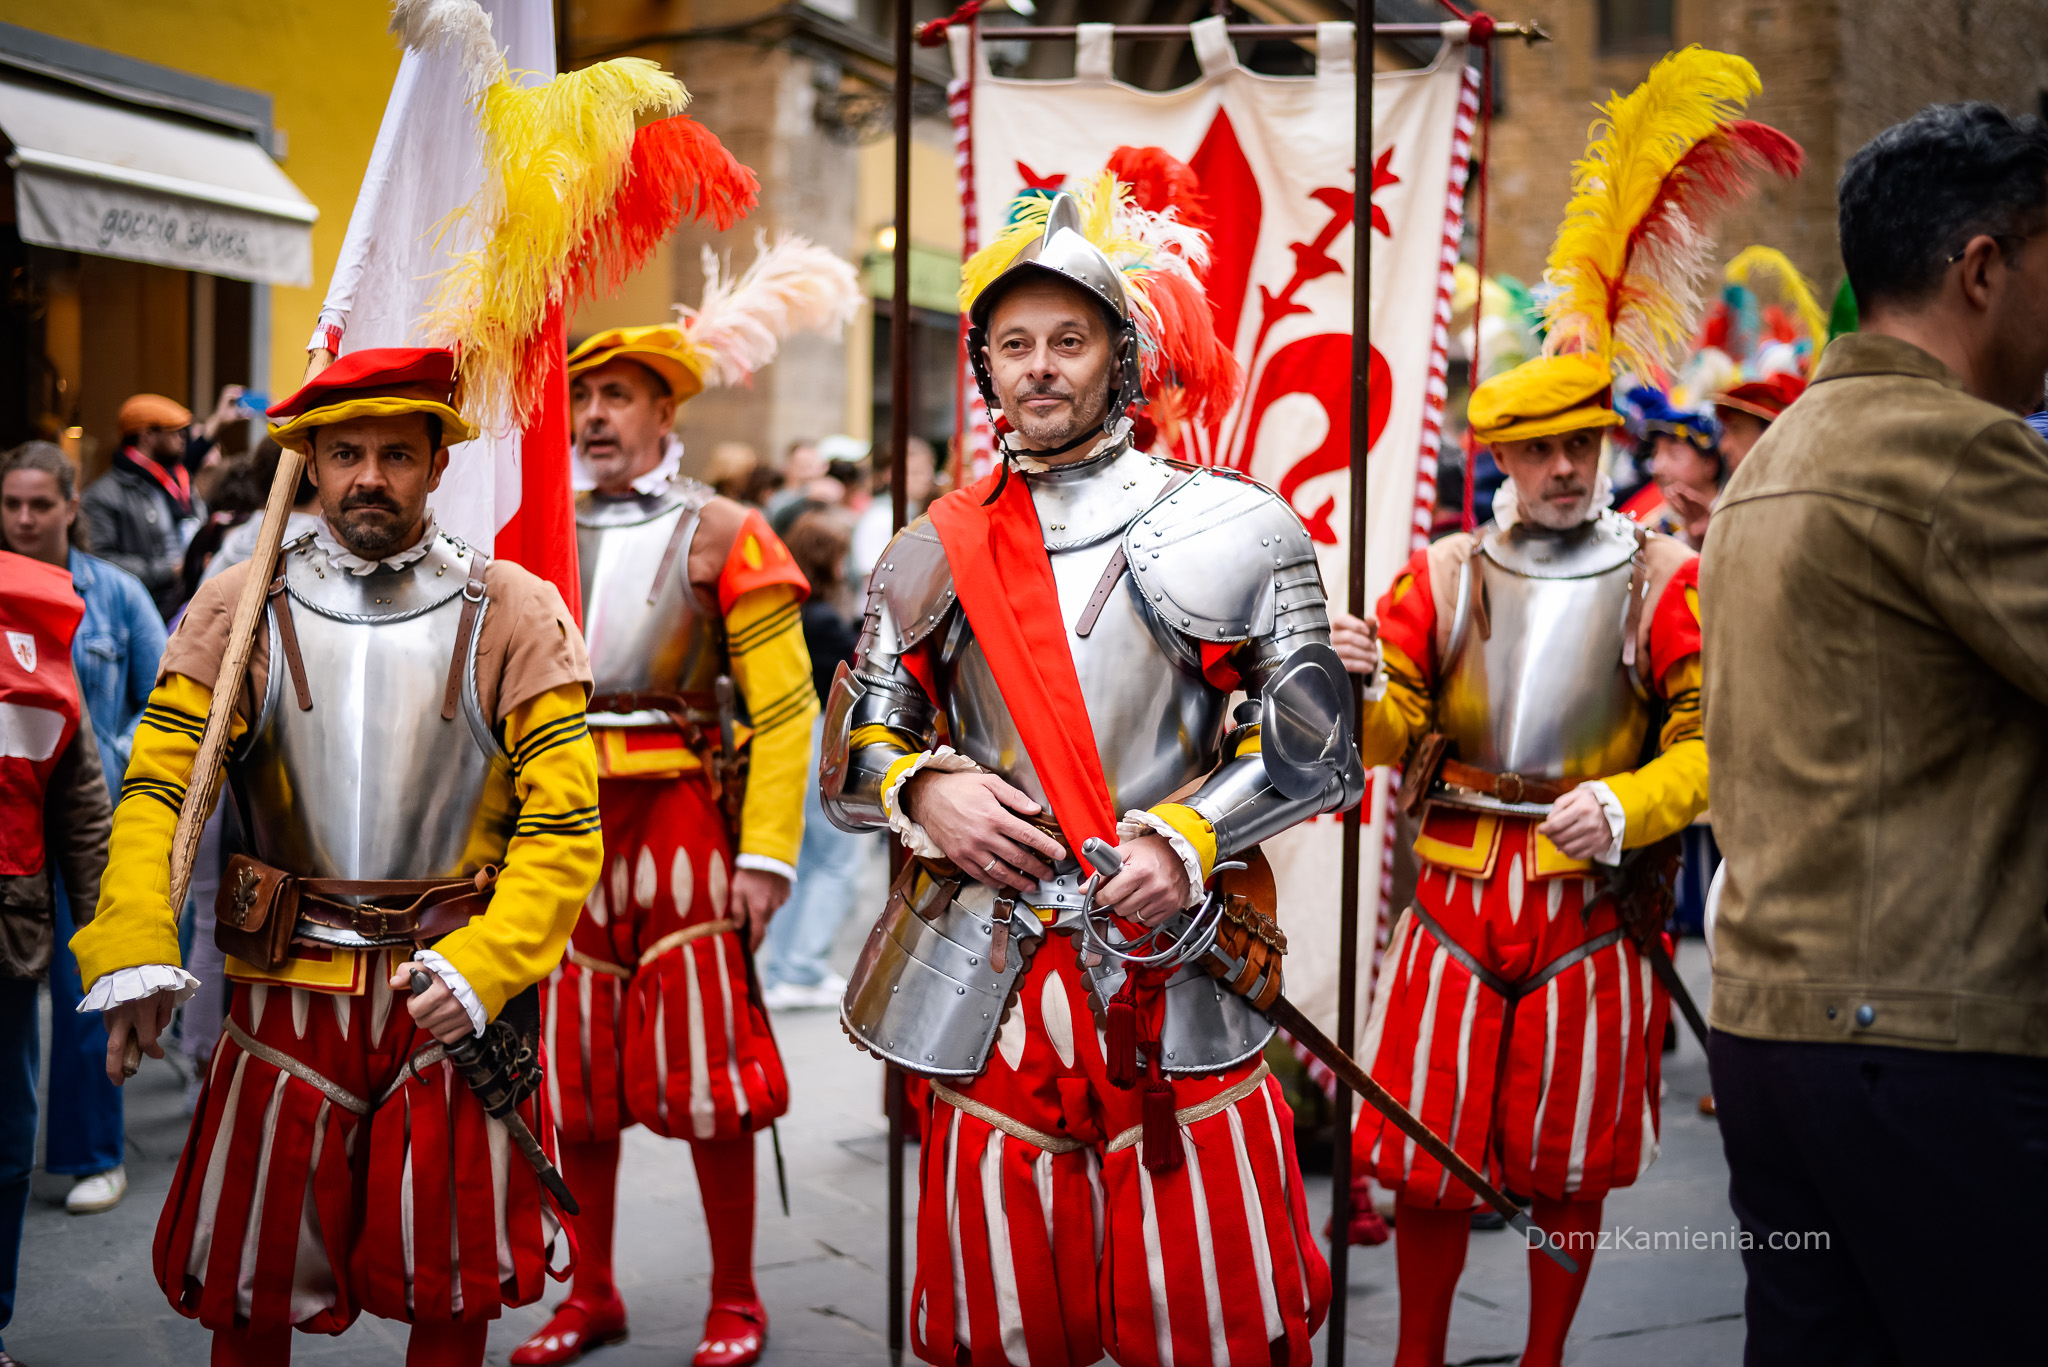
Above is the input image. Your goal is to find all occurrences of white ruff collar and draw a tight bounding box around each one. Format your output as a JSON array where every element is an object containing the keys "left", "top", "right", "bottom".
[
  {"left": 313, "top": 511, "right": 439, "bottom": 576},
  {"left": 572, "top": 433, "right": 683, "bottom": 494}
]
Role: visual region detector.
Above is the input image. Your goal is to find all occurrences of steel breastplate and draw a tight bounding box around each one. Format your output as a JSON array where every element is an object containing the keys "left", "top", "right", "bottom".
[
  {"left": 576, "top": 481, "right": 721, "bottom": 720},
  {"left": 227, "top": 535, "right": 516, "bottom": 886},
  {"left": 1437, "top": 514, "right": 1649, "bottom": 795}
]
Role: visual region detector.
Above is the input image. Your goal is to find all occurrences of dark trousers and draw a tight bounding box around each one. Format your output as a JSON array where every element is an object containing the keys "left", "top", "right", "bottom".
[
  {"left": 44, "top": 890, "right": 123, "bottom": 1176},
  {"left": 0, "top": 977, "right": 39, "bottom": 1350},
  {"left": 1710, "top": 1029, "right": 2048, "bottom": 1366}
]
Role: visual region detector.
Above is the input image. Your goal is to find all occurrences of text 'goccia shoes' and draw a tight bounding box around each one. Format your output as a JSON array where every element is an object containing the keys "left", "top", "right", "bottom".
[
  {"left": 693, "top": 1299, "right": 768, "bottom": 1367},
  {"left": 509, "top": 1291, "right": 629, "bottom": 1364},
  {"left": 65, "top": 1166, "right": 126, "bottom": 1215}
]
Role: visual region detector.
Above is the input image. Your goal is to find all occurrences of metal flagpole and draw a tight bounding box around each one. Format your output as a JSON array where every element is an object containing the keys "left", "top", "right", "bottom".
[{"left": 886, "top": 0, "right": 915, "bottom": 1358}]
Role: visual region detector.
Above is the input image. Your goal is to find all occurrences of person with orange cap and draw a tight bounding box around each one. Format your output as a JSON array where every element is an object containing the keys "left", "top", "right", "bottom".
[
  {"left": 511, "top": 236, "right": 857, "bottom": 1367},
  {"left": 1712, "top": 372, "right": 1807, "bottom": 473},
  {"left": 80, "top": 394, "right": 205, "bottom": 618},
  {"left": 69, "top": 347, "right": 603, "bottom": 1367}
]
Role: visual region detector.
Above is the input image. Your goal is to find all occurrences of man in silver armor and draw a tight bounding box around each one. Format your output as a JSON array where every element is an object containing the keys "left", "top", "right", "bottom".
[
  {"left": 819, "top": 190, "right": 1361, "bottom": 1366},
  {"left": 514, "top": 326, "right": 818, "bottom": 1367},
  {"left": 1343, "top": 350, "right": 1708, "bottom": 1367},
  {"left": 70, "top": 347, "right": 604, "bottom": 1367}
]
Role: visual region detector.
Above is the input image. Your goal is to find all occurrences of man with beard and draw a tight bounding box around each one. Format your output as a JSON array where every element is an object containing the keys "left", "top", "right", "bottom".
[
  {"left": 1341, "top": 350, "right": 1708, "bottom": 1367},
  {"left": 69, "top": 348, "right": 602, "bottom": 1367},
  {"left": 821, "top": 186, "right": 1357, "bottom": 1365},
  {"left": 512, "top": 317, "right": 822, "bottom": 1367}
]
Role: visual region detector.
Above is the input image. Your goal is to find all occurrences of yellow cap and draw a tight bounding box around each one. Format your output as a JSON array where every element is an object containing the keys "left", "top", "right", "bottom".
[
  {"left": 1467, "top": 353, "right": 1624, "bottom": 444},
  {"left": 566, "top": 325, "right": 708, "bottom": 403}
]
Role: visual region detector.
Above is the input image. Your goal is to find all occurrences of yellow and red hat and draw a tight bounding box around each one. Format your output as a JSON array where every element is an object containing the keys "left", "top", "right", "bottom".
[
  {"left": 1466, "top": 353, "right": 1624, "bottom": 445},
  {"left": 1713, "top": 373, "right": 1807, "bottom": 424},
  {"left": 565, "top": 325, "right": 708, "bottom": 404},
  {"left": 266, "top": 347, "right": 477, "bottom": 454}
]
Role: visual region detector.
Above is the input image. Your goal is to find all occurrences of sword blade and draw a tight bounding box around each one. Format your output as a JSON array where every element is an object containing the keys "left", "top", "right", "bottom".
[
  {"left": 502, "top": 1105, "right": 582, "bottom": 1216},
  {"left": 1263, "top": 992, "right": 1578, "bottom": 1275}
]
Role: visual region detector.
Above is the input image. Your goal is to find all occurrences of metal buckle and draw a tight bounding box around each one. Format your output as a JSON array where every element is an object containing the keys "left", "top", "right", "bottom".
[{"left": 1496, "top": 772, "right": 1526, "bottom": 804}]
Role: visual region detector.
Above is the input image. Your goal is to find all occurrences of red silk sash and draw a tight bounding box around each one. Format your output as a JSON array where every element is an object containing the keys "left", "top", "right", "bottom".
[{"left": 926, "top": 467, "right": 1120, "bottom": 874}]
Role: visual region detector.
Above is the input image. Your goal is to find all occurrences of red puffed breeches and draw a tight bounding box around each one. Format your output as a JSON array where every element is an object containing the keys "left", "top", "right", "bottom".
[
  {"left": 154, "top": 970, "right": 566, "bottom": 1334},
  {"left": 539, "top": 775, "right": 788, "bottom": 1143},
  {"left": 1353, "top": 846, "right": 1670, "bottom": 1209},
  {"left": 913, "top": 934, "right": 1329, "bottom": 1367}
]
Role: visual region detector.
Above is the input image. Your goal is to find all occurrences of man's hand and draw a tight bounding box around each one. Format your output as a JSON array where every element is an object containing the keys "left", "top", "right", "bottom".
[
  {"left": 1093, "top": 835, "right": 1191, "bottom": 928},
  {"left": 202, "top": 384, "right": 247, "bottom": 437},
  {"left": 103, "top": 988, "right": 178, "bottom": 1087},
  {"left": 390, "top": 961, "right": 476, "bottom": 1045},
  {"left": 304, "top": 348, "right": 337, "bottom": 384},
  {"left": 1539, "top": 787, "right": 1616, "bottom": 862},
  {"left": 904, "top": 769, "right": 1068, "bottom": 892},
  {"left": 1663, "top": 481, "right": 1716, "bottom": 546},
  {"left": 731, "top": 868, "right": 791, "bottom": 950},
  {"left": 1331, "top": 612, "right": 1382, "bottom": 678}
]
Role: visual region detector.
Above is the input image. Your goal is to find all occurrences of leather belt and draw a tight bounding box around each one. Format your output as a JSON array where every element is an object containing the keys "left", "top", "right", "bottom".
[
  {"left": 638, "top": 918, "right": 740, "bottom": 967},
  {"left": 931, "top": 1082, "right": 1087, "bottom": 1154},
  {"left": 293, "top": 867, "right": 499, "bottom": 944},
  {"left": 1104, "top": 1061, "right": 1272, "bottom": 1153},
  {"left": 1404, "top": 901, "right": 1622, "bottom": 1003},
  {"left": 588, "top": 689, "right": 715, "bottom": 732},
  {"left": 568, "top": 947, "right": 633, "bottom": 979},
  {"left": 224, "top": 1021, "right": 454, "bottom": 1114},
  {"left": 1436, "top": 759, "right": 1585, "bottom": 808}
]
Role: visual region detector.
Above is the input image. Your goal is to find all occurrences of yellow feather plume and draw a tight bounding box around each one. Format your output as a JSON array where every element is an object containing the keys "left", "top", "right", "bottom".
[
  {"left": 1542, "top": 47, "right": 1765, "bottom": 381},
  {"left": 423, "top": 58, "right": 689, "bottom": 429},
  {"left": 1725, "top": 245, "right": 1827, "bottom": 349},
  {"left": 958, "top": 173, "right": 1158, "bottom": 314}
]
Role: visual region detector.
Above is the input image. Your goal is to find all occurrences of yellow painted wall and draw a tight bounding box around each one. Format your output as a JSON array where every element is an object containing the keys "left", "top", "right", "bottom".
[{"left": 0, "top": 3, "right": 404, "bottom": 393}]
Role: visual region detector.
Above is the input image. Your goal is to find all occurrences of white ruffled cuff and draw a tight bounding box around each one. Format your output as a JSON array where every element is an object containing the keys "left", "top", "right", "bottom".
[
  {"left": 735, "top": 853, "right": 796, "bottom": 883},
  {"left": 1359, "top": 669, "right": 1388, "bottom": 702},
  {"left": 1584, "top": 781, "right": 1628, "bottom": 867},
  {"left": 880, "top": 746, "right": 986, "bottom": 859},
  {"left": 77, "top": 964, "right": 200, "bottom": 1014},
  {"left": 1116, "top": 810, "right": 1208, "bottom": 908},
  {"left": 413, "top": 949, "right": 488, "bottom": 1036}
]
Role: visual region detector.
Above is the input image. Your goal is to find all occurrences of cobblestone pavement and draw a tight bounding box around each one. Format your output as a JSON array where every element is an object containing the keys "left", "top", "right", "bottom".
[{"left": 11, "top": 844, "right": 1740, "bottom": 1365}]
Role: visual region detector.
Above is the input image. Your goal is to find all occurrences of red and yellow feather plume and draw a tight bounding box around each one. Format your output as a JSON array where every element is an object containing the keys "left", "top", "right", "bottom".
[{"left": 1542, "top": 46, "right": 1803, "bottom": 385}]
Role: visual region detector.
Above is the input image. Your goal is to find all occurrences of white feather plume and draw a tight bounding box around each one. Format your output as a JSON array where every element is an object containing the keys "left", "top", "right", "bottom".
[
  {"left": 678, "top": 233, "right": 862, "bottom": 388},
  {"left": 389, "top": 0, "right": 505, "bottom": 98}
]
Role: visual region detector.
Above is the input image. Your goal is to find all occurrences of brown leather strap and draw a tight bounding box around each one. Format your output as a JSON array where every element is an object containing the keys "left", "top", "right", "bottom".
[
  {"left": 1074, "top": 545, "right": 1128, "bottom": 637},
  {"left": 647, "top": 485, "right": 713, "bottom": 605},
  {"left": 586, "top": 689, "right": 713, "bottom": 747},
  {"left": 294, "top": 866, "right": 500, "bottom": 941},
  {"left": 1621, "top": 524, "right": 1650, "bottom": 674},
  {"left": 1437, "top": 757, "right": 1584, "bottom": 807},
  {"left": 268, "top": 574, "right": 313, "bottom": 712},
  {"left": 442, "top": 551, "right": 491, "bottom": 722}
]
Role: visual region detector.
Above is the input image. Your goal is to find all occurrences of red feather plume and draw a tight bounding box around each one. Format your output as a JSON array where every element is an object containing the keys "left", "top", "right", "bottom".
[
  {"left": 567, "top": 115, "right": 762, "bottom": 313},
  {"left": 1106, "top": 145, "right": 1210, "bottom": 232},
  {"left": 1136, "top": 268, "right": 1242, "bottom": 425}
]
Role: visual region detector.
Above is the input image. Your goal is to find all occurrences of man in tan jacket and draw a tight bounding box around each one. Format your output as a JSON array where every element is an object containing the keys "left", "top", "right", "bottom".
[{"left": 1702, "top": 103, "right": 2048, "bottom": 1365}]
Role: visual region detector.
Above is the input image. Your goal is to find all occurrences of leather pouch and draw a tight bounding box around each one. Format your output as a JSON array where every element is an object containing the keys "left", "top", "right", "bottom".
[
  {"left": 1398, "top": 732, "right": 1454, "bottom": 820},
  {"left": 1207, "top": 847, "right": 1288, "bottom": 1011},
  {"left": 215, "top": 854, "right": 300, "bottom": 972}
]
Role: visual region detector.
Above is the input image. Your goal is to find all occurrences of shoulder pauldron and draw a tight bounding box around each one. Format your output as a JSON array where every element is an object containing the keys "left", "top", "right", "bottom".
[
  {"left": 866, "top": 518, "right": 957, "bottom": 650},
  {"left": 1123, "top": 470, "right": 1318, "bottom": 643}
]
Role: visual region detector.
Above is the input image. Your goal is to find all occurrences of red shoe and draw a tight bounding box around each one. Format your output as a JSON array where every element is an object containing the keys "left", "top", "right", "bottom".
[
  {"left": 509, "top": 1292, "right": 629, "bottom": 1365},
  {"left": 692, "top": 1299, "right": 768, "bottom": 1367}
]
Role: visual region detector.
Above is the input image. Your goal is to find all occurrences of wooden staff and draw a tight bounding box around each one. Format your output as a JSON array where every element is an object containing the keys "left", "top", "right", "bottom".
[{"left": 121, "top": 446, "right": 307, "bottom": 1077}]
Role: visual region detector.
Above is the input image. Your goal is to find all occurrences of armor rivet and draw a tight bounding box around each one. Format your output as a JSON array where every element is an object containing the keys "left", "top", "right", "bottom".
[
  {"left": 926, "top": 1053, "right": 935, "bottom": 1061},
  {"left": 1181, "top": 617, "right": 1191, "bottom": 627},
  {"left": 1855, "top": 1004, "right": 1875, "bottom": 1027},
  {"left": 1167, "top": 1051, "right": 1175, "bottom": 1060},
  {"left": 437, "top": 566, "right": 446, "bottom": 576},
  {"left": 982, "top": 1013, "right": 990, "bottom": 1020},
  {"left": 956, "top": 987, "right": 965, "bottom": 995},
  {"left": 981, "top": 925, "right": 991, "bottom": 934},
  {"left": 891, "top": 986, "right": 899, "bottom": 993},
  {"left": 1261, "top": 538, "right": 1270, "bottom": 546},
  {"left": 968, "top": 956, "right": 978, "bottom": 966}
]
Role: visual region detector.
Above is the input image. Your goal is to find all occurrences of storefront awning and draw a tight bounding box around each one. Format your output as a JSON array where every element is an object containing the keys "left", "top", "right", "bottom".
[{"left": 1, "top": 74, "right": 315, "bottom": 286}]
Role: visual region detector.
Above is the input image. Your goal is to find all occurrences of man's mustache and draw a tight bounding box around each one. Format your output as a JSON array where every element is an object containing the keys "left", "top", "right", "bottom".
[
  {"left": 1542, "top": 480, "right": 1589, "bottom": 500},
  {"left": 1018, "top": 382, "right": 1073, "bottom": 402},
  {"left": 340, "top": 492, "right": 400, "bottom": 514}
]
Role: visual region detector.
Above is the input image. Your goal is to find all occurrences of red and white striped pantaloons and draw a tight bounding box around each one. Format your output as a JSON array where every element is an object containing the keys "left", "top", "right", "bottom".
[
  {"left": 155, "top": 968, "right": 564, "bottom": 1333},
  {"left": 913, "top": 934, "right": 1329, "bottom": 1367},
  {"left": 539, "top": 775, "right": 788, "bottom": 1142},
  {"left": 1353, "top": 836, "right": 1670, "bottom": 1208}
]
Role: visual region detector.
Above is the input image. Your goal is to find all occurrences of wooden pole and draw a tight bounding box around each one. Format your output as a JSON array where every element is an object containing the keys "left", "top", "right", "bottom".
[
  {"left": 885, "top": 0, "right": 915, "bottom": 1355},
  {"left": 123, "top": 448, "right": 305, "bottom": 1075},
  {"left": 1325, "top": 22, "right": 1373, "bottom": 1363}
]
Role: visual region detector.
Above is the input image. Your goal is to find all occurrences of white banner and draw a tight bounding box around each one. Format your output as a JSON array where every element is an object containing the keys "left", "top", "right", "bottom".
[{"left": 953, "top": 21, "right": 1478, "bottom": 1046}]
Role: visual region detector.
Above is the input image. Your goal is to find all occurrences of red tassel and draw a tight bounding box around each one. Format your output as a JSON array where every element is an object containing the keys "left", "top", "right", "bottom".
[
  {"left": 1140, "top": 1054, "right": 1183, "bottom": 1175},
  {"left": 1104, "top": 982, "right": 1140, "bottom": 1090}
]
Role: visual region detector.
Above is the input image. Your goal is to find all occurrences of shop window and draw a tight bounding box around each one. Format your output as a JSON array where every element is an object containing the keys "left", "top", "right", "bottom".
[{"left": 1597, "top": 0, "right": 1674, "bottom": 52}]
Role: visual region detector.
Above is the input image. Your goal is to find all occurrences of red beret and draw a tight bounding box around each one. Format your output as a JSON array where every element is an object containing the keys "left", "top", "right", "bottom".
[
  {"left": 1714, "top": 373, "right": 1807, "bottom": 423},
  {"left": 266, "top": 347, "right": 476, "bottom": 453}
]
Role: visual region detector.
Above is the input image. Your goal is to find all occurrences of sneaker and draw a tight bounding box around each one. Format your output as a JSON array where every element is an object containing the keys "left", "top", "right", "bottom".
[
  {"left": 761, "top": 973, "right": 848, "bottom": 1012},
  {"left": 66, "top": 1166, "right": 127, "bottom": 1215}
]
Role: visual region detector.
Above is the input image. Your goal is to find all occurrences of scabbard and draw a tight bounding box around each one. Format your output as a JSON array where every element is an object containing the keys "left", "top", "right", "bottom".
[
  {"left": 501, "top": 1106, "right": 582, "bottom": 1217},
  {"left": 1639, "top": 931, "right": 1710, "bottom": 1053},
  {"left": 1262, "top": 991, "right": 1578, "bottom": 1275}
]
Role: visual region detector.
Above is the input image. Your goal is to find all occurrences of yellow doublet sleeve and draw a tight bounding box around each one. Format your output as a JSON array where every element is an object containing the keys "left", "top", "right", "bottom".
[
  {"left": 431, "top": 683, "right": 602, "bottom": 1021},
  {"left": 728, "top": 583, "right": 819, "bottom": 872},
  {"left": 1358, "top": 640, "right": 1433, "bottom": 769},
  {"left": 1602, "top": 654, "right": 1708, "bottom": 849},
  {"left": 71, "top": 674, "right": 240, "bottom": 990}
]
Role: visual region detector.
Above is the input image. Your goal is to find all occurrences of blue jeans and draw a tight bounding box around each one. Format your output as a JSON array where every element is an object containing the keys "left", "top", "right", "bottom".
[
  {"left": 45, "top": 882, "right": 124, "bottom": 1176},
  {"left": 0, "top": 977, "right": 40, "bottom": 1349},
  {"left": 761, "top": 722, "right": 870, "bottom": 989}
]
